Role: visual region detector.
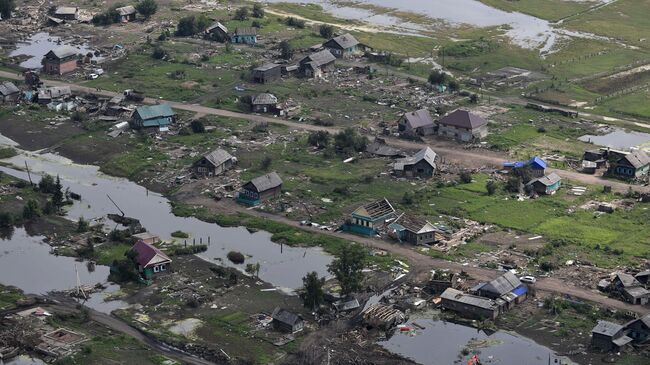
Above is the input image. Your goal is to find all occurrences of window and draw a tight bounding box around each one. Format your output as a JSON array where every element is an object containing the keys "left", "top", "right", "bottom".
[
  {"left": 160, "top": 265, "right": 166, "bottom": 271},
  {"left": 153, "top": 266, "right": 160, "bottom": 273}
]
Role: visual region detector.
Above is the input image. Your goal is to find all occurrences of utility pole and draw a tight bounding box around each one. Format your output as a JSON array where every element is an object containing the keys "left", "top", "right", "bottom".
[{"left": 24, "top": 161, "right": 33, "bottom": 186}]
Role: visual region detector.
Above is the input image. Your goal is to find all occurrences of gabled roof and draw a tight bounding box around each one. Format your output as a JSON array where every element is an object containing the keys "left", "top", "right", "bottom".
[
  {"left": 527, "top": 172, "right": 561, "bottom": 187},
  {"left": 623, "top": 286, "right": 650, "bottom": 299},
  {"left": 201, "top": 148, "right": 233, "bottom": 167},
  {"left": 132, "top": 240, "right": 171, "bottom": 269},
  {"left": 401, "top": 109, "right": 434, "bottom": 129},
  {"left": 441, "top": 288, "right": 497, "bottom": 310},
  {"left": 393, "top": 214, "right": 437, "bottom": 234},
  {"left": 0, "top": 81, "right": 19, "bottom": 96},
  {"left": 247, "top": 172, "right": 283, "bottom": 192},
  {"left": 620, "top": 150, "right": 650, "bottom": 169},
  {"left": 352, "top": 198, "right": 395, "bottom": 220},
  {"left": 592, "top": 320, "right": 623, "bottom": 337},
  {"left": 272, "top": 307, "right": 302, "bottom": 326},
  {"left": 206, "top": 22, "right": 228, "bottom": 33},
  {"left": 115, "top": 5, "right": 136, "bottom": 16},
  {"left": 252, "top": 93, "right": 278, "bottom": 105},
  {"left": 613, "top": 272, "right": 640, "bottom": 288},
  {"left": 254, "top": 63, "right": 281, "bottom": 72},
  {"left": 301, "top": 50, "right": 336, "bottom": 67},
  {"left": 45, "top": 46, "right": 79, "bottom": 59},
  {"left": 438, "top": 109, "right": 487, "bottom": 129},
  {"left": 234, "top": 27, "right": 257, "bottom": 36},
  {"left": 135, "top": 104, "right": 175, "bottom": 120},
  {"left": 529, "top": 156, "right": 547, "bottom": 170},
  {"left": 366, "top": 139, "right": 403, "bottom": 157},
  {"left": 394, "top": 147, "right": 436, "bottom": 170},
  {"left": 324, "top": 33, "right": 359, "bottom": 49},
  {"left": 478, "top": 271, "right": 522, "bottom": 296}
]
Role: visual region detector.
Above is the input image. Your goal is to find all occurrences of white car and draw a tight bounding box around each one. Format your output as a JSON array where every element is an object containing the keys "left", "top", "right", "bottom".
[
  {"left": 520, "top": 276, "right": 536, "bottom": 284},
  {"left": 87, "top": 73, "right": 99, "bottom": 80}
]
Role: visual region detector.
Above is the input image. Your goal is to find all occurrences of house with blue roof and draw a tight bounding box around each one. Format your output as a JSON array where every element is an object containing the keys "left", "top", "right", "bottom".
[
  {"left": 132, "top": 104, "right": 175, "bottom": 130},
  {"left": 503, "top": 156, "right": 547, "bottom": 177}
]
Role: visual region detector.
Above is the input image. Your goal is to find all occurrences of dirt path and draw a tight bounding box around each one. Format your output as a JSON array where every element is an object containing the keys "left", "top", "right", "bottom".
[
  {"left": 2, "top": 70, "right": 647, "bottom": 194},
  {"left": 176, "top": 188, "right": 650, "bottom": 315}
]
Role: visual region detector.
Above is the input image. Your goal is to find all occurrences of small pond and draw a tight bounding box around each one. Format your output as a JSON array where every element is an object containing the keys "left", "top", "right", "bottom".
[
  {"left": 578, "top": 128, "right": 650, "bottom": 151},
  {"left": 9, "top": 32, "right": 102, "bottom": 69}
]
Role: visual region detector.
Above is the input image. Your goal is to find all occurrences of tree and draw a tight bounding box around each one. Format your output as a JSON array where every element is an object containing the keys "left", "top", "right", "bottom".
[
  {"left": 307, "top": 131, "right": 330, "bottom": 149},
  {"left": 448, "top": 79, "right": 460, "bottom": 92},
  {"left": 428, "top": 70, "right": 447, "bottom": 85},
  {"left": 77, "top": 217, "right": 89, "bottom": 233},
  {"left": 279, "top": 40, "right": 293, "bottom": 60},
  {"left": 252, "top": 3, "right": 265, "bottom": 18},
  {"left": 402, "top": 191, "right": 414, "bottom": 205},
  {"left": 0, "top": 212, "right": 13, "bottom": 227},
  {"left": 0, "top": 0, "right": 15, "bottom": 19},
  {"left": 234, "top": 6, "right": 249, "bottom": 21},
  {"left": 328, "top": 244, "right": 366, "bottom": 296},
  {"left": 485, "top": 180, "right": 497, "bottom": 195},
  {"left": 319, "top": 24, "right": 334, "bottom": 39},
  {"left": 334, "top": 128, "right": 367, "bottom": 155},
  {"left": 38, "top": 174, "right": 56, "bottom": 194},
  {"left": 136, "top": 0, "right": 158, "bottom": 19},
  {"left": 191, "top": 120, "right": 205, "bottom": 133},
  {"left": 301, "top": 271, "right": 325, "bottom": 311},
  {"left": 459, "top": 171, "right": 472, "bottom": 184},
  {"left": 152, "top": 46, "right": 167, "bottom": 59},
  {"left": 176, "top": 15, "right": 209, "bottom": 36},
  {"left": 260, "top": 156, "right": 272, "bottom": 170},
  {"left": 52, "top": 175, "right": 64, "bottom": 209},
  {"left": 505, "top": 176, "right": 523, "bottom": 193},
  {"left": 22, "top": 199, "right": 40, "bottom": 220},
  {"left": 469, "top": 93, "right": 479, "bottom": 104}
]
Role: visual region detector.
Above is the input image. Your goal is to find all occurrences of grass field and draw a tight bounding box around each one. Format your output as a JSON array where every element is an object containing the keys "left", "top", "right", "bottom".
[
  {"left": 595, "top": 90, "right": 650, "bottom": 119},
  {"left": 478, "top": 0, "right": 599, "bottom": 21}
]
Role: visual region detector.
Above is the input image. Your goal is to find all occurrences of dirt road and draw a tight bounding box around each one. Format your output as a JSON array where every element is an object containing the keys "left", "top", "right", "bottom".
[{"left": 2, "top": 71, "right": 647, "bottom": 194}]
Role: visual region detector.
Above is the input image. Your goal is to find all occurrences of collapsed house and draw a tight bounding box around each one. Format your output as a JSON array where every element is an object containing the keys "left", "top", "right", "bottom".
[
  {"left": 362, "top": 303, "right": 406, "bottom": 330},
  {"left": 342, "top": 198, "right": 396, "bottom": 236},
  {"left": 237, "top": 172, "right": 283, "bottom": 206},
  {"left": 37, "top": 86, "right": 72, "bottom": 104},
  {"left": 0, "top": 81, "right": 20, "bottom": 103},
  {"left": 425, "top": 270, "right": 459, "bottom": 295},
  {"left": 192, "top": 149, "right": 235, "bottom": 177},
  {"left": 115, "top": 5, "right": 136, "bottom": 22},
  {"left": 471, "top": 271, "right": 528, "bottom": 309},
  {"left": 365, "top": 138, "right": 404, "bottom": 158},
  {"left": 53, "top": 6, "right": 78, "bottom": 21},
  {"left": 437, "top": 109, "right": 488, "bottom": 142},
  {"left": 393, "top": 146, "right": 437, "bottom": 179},
  {"left": 602, "top": 272, "right": 650, "bottom": 305},
  {"left": 591, "top": 314, "right": 650, "bottom": 352},
  {"left": 389, "top": 214, "right": 441, "bottom": 245},
  {"left": 298, "top": 50, "right": 336, "bottom": 78},
  {"left": 397, "top": 109, "right": 435, "bottom": 137}
]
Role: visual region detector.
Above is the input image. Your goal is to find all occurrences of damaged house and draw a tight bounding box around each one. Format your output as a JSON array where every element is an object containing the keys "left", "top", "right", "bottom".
[
  {"left": 193, "top": 149, "right": 235, "bottom": 177},
  {"left": 231, "top": 27, "right": 257, "bottom": 44},
  {"left": 42, "top": 46, "right": 79, "bottom": 75},
  {"left": 608, "top": 150, "right": 650, "bottom": 180},
  {"left": 472, "top": 271, "right": 527, "bottom": 310},
  {"left": 389, "top": 214, "right": 441, "bottom": 245},
  {"left": 271, "top": 308, "right": 304, "bottom": 333},
  {"left": 299, "top": 50, "right": 336, "bottom": 78},
  {"left": 440, "top": 288, "right": 499, "bottom": 320},
  {"left": 610, "top": 272, "right": 650, "bottom": 305},
  {"left": 132, "top": 240, "right": 172, "bottom": 279},
  {"left": 37, "top": 86, "right": 72, "bottom": 104},
  {"left": 393, "top": 146, "right": 437, "bottom": 179},
  {"left": 343, "top": 198, "right": 396, "bottom": 236},
  {"left": 237, "top": 172, "right": 283, "bottom": 205},
  {"left": 205, "top": 22, "right": 229, "bottom": 42},
  {"left": 53, "top": 6, "right": 78, "bottom": 21},
  {"left": 397, "top": 109, "right": 435, "bottom": 137},
  {"left": 362, "top": 303, "right": 406, "bottom": 330},
  {"left": 115, "top": 5, "right": 136, "bottom": 22},
  {"left": 132, "top": 104, "right": 175, "bottom": 130},
  {"left": 0, "top": 81, "right": 20, "bottom": 103},
  {"left": 251, "top": 93, "right": 278, "bottom": 113},
  {"left": 323, "top": 33, "right": 361, "bottom": 58},
  {"left": 526, "top": 172, "right": 561, "bottom": 195},
  {"left": 591, "top": 320, "right": 633, "bottom": 352},
  {"left": 437, "top": 110, "right": 488, "bottom": 142},
  {"left": 365, "top": 138, "right": 404, "bottom": 158},
  {"left": 252, "top": 63, "right": 282, "bottom": 84}
]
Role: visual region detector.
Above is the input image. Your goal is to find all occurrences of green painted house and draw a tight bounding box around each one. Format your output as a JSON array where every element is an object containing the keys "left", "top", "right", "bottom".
[
  {"left": 132, "top": 104, "right": 175, "bottom": 130},
  {"left": 342, "top": 198, "right": 396, "bottom": 236},
  {"left": 133, "top": 240, "right": 172, "bottom": 279}
]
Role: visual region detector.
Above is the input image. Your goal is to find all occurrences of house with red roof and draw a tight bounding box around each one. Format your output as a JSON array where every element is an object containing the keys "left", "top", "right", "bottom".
[{"left": 132, "top": 240, "right": 172, "bottom": 279}]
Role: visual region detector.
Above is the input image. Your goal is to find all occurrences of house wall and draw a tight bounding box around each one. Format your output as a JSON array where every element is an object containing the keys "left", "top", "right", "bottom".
[
  {"left": 438, "top": 124, "right": 487, "bottom": 142},
  {"left": 441, "top": 298, "right": 497, "bottom": 320},
  {"left": 207, "top": 29, "right": 229, "bottom": 42},
  {"left": 194, "top": 159, "right": 232, "bottom": 177},
  {"left": 232, "top": 35, "right": 257, "bottom": 44},
  {"left": 253, "top": 68, "right": 281, "bottom": 83},
  {"left": 326, "top": 45, "right": 360, "bottom": 59},
  {"left": 1, "top": 93, "right": 19, "bottom": 103},
  {"left": 403, "top": 230, "right": 436, "bottom": 245},
  {"left": 627, "top": 322, "right": 650, "bottom": 343},
  {"left": 43, "top": 59, "right": 77, "bottom": 75},
  {"left": 401, "top": 160, "right": 435, "bottom": 178},
  {"left": 591, "top": 333, "right": 616, "bottom": 351},
  {"left": 252, "top": 103, "right": 276, "bottom": 113}
]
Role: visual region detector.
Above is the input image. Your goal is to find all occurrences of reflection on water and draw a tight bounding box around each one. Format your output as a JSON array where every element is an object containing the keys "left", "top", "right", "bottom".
[
  {"left": 579, "top": 128, "right": 650, "bottom": 151},
  {"left": 9, "top": 32, "right": 102, "bottom": 69}
]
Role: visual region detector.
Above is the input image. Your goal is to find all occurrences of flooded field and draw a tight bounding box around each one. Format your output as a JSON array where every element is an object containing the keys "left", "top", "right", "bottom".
[
  {"left": 578, "top": 128, "right": 650, "bottom": 151},
  {"left": 8, "top": 32, "right": 101, "bottom": 69},
  {"left": 3, "top": 355, "right": 47, "bottom": 365},
  {"left": 378, "top": 318, "right": 574, "bottom": 365},
  {"left": 0, "top": 139, "right": 332, "bottom": 291}
]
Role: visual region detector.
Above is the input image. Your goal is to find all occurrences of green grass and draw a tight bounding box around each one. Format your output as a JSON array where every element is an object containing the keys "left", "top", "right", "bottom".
[
  {"left": 100, "top": 139, "right": 168, "bottom": 180},
  {"left": 95, "top": 242, "right": 132, "bottom": 265},
  {"left": 0, "top": 284, "right": 24, "bottom": 310},
  {"left": 0, "top": 147, "right": 17, "bottom": 159},
  {"left": 55, "top": 334, "right": 160, "bottom": 365},
  {"left": 478, "top": 0, "right": 598, "bottom": 21},
  {"left": 596, "top": 90, "right": 650, "bottom": 119}
]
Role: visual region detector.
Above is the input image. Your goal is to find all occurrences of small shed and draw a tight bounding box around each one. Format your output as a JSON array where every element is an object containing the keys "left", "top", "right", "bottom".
[
  {"left": 231, "top": 27, "right": 257, "bottom": 44},
  {"left": 115, "top": 5, "right": 136, "bottom": 22},
  {"left": 393, "top": 146, "right": 437, "bottom": 178},
  {"left": 526, "top": 172, "right": 561, "bottom": 195},
  {"left": 591, "top": 321, "right": 630, "bottom": 352},
  {"left": 440, "top": 288, "right": 499, "bottom": 320},
  {"left": 271, "top": 307, "right": 304, "bottom": 333},
  {"left": 252, "top": 63, "right": 282, "bottom": 84},
  {"left": 132, "top": 232, "right": 160, "bottom": 245},
  {"left": 0, "top": 81, "right": 20, "bottom": 102},
  {"left": 237, "top": 172, "right": 283, "bottom": 205},
  {"left": 193, "top": 149, "right": 235, "bottom": 177},
  {"left": 251, "top": 93, "right": 278, "bottom": 113}
]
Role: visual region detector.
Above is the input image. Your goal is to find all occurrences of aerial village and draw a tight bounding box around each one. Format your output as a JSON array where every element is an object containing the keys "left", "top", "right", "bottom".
[{"left": 2, "top": 0, "right": 650, "bottom": 364}]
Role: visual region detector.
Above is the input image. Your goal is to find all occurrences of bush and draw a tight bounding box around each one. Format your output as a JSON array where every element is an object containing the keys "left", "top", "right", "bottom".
[
  {"left": 402, "top": 191, "right": 414, "bottom": 205},
  {"left": 285, "top": 17, "right": 305, "bottom": 28},
  {"left": 190, "top": 120, "right": 205, "bottom": 133},
  {"left": 77, "top": 217, "right": 89, "bottom": 233},
  {"left": 22, "top": 199, "right": 40, "bottom": 220},
  {"left": 234, "top": 7, "right": 249, "bottom": 20},
  {"left": 334, "top": 128, "right": 367, "bottom": 155},
  {"left": 428, "top": 70, "right": 447, "bottom": 85},
  {"left": 0, "top": 212, "right": 14, "bottom": 227},
  {"left": 469, "top": 94, "right": 479, "bottom": 103},
  {"left": 171, "top": 230, "right": 189, "bottom": 238},
  {"left": 176, "top": 15, "right": 210, "bottom": 36},
  {"left": 459, "top": 171, "right": 472, "bottom": 184},
  {"left": 173, "top": 245, "right": 207, "bottom": 255},
  {"left": 260, "top": 156, "right": 273, "bottom": 170},
  {"left": 319, "top": 24, "right": 334, "bottom": 39},
  {"left": 136, "top": 0, "right": 158, "bottom": 19},
  {"left": 485, "top": 180, "right": 497, "bottom": 195},
  {"left": 251, "top": 20, "right": 262, "bottom": 28},
  {"left": 252, "top": 3, "right": 264, "bottom": 18},
  {"left": 307, "top": 131, "right": 330, "bottom": 149},
  {"left": 227, "top": 251, "right": 245, "bottom": 264},
  {"left": 279, "top": 40, "right": 293, "bottom": 60},
  {"left": 152, "top": 47, "right": 167, "bottom": 60}
]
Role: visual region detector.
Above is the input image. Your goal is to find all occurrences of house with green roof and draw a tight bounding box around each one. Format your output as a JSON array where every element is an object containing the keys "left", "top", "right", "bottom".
[{"left": 132, "top": 104, "right": 175, "bottom": 130}]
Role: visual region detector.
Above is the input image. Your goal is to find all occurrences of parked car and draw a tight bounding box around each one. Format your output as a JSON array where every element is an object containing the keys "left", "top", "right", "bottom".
[
  {"left": 520, "top": 276, "right": 536, "bottom": 284},
  {"left": 87, "top": 73, "right": 99, "bottom": 80}
]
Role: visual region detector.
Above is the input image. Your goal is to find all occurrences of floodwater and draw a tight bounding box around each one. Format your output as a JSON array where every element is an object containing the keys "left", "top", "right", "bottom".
[
  {"left": 0, "top": 140, "right": 332, "bottom": 291},
  {"left": 378, "top": 318, "right": 575, "bottom": 365},
  {"left": 3, "top": 355, "right": 47, "bottom": 365},
  {"left": 9, "top": 32, "right": 101, "bottom": 69},
  {"left": 0, "top": 227, "right": 128, "bottom": 313},
  {"left": 267, "top": 0, "right": 616, "bottom": 52},
  {"left": 578, "top": 128, "right": 650, "bottom": 151}
]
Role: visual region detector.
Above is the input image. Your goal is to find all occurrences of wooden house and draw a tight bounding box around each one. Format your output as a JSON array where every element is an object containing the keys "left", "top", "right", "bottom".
[
  {"left": 251, "top": 93, "right": 278, "bottom": 113},
  {"left": 115, "top": 5, "right": 136, "bottom": 22},
  {"left": 626, "top": 315, "right": 650, "bottom": 344},
  {"left": 132, "top": 104, "right": 175, "bottom": 130},
  {"left": 323, "top": 33, "right": 361, "bottom": 58},
  {"left": 591, "top": 321, "right": 632, "bottom": 352},
  {"left": 252, "top": 63, "right": 282, "bottom": 84},
  {"left": 132, "top": 240, "right": 172, "bottom": 279},
  {"left": 131, "top": 232, "right": 160, "bottom": 245},
  {"left": 53, "top": 6, "right": 78, "bottom": 20},
  {"left": 526, "top": 172, "right": 561, "bottom": 195},
  {"left": 389, "top": 214, "right": 440, "bottom": 245},
  {"left": 299, "top": 50, "right": 336, "bottom": 78},
  {"left": 343, "top": 198, "right": 396, "bottom": 236},
  {"left": 237, "top": 172, "right": 283, "bottom": 205},
  {"left": 271, "top": 308, "right": 304, "bottom": 333},
  {"left": 42, "top": 46, "right": 78, "bottom": 75},
  {"left": 393, "top": 146, "right": 437, "bottom": 178},
  {"left": 473, "top": 272, "right": 526, "bottom": 304},
  {"left": 437, "top": 109, "right": 488, "bottom": 142},
  {"left": 609, "top": 150, "right": 650, "bottom": 179},
  {"left": 231, "top": 27, "right": 257, "bottom": 44},
  {"left": 193, "top": 149, "right": 235, "bottom": 177},
  {"left": 205, "top": 22, "right": 229, "bottom": 42},
  {"left": 440, "top": 288, "right": 499, "bottom": 320},
  {"left": 0, "top": 81, "right": 20, "bottom": 103},
  {"left": 397, "top": 109, "right": 435, "bottom": 137}
]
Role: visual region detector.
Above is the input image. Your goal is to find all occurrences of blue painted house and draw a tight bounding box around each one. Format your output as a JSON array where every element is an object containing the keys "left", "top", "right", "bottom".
[
  {"left": 342, "top": 198, "right": 396, "bottom": 236},
  {"left": 526, "top": 172, "right": 561, "bottom": 195},
  {"left": 609, "top": 150, "right": 650, "bottom": 179},
  {"left": 231, "top": 27, "right": 257, "bottom": 45},
  {"left": 503, "top": 156, "right": 547, "bottom": 177},
  {"left": 132, "top": 104, "right": 175, "bottom": 130},
  {"left": 237, "top": 172, "right": 282, "bottom": 206}
]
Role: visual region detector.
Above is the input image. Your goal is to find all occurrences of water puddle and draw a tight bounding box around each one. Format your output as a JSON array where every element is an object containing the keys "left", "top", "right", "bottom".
[
  {"left": 3, "top": 355, "right": 47, "bottom": 365},
  {"left": 378, "top": 318, "right": 575, "bottom": 365},
  {"left": 578, "top": 128, "right": 650, "bottom": 151},
  {"left": 9, "top": 32, "right": 102, "bottom": 69},
  {"left": 0, "top": 137, "right": 332, "bottom": 291}
]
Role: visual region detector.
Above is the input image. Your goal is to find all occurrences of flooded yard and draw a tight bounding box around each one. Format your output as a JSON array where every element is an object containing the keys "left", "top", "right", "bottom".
[
  {"left": 378, "top": 317, "right": 574, "bottom": 365},
  {"left": 578, "top": 128, "right": 650, "bottom": 151},
  {"left": 0, "top": 137, "right": 332, "bottom": 291},
  {"left": 8, "top": 32, "right": 102, "bottom": 69}
]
